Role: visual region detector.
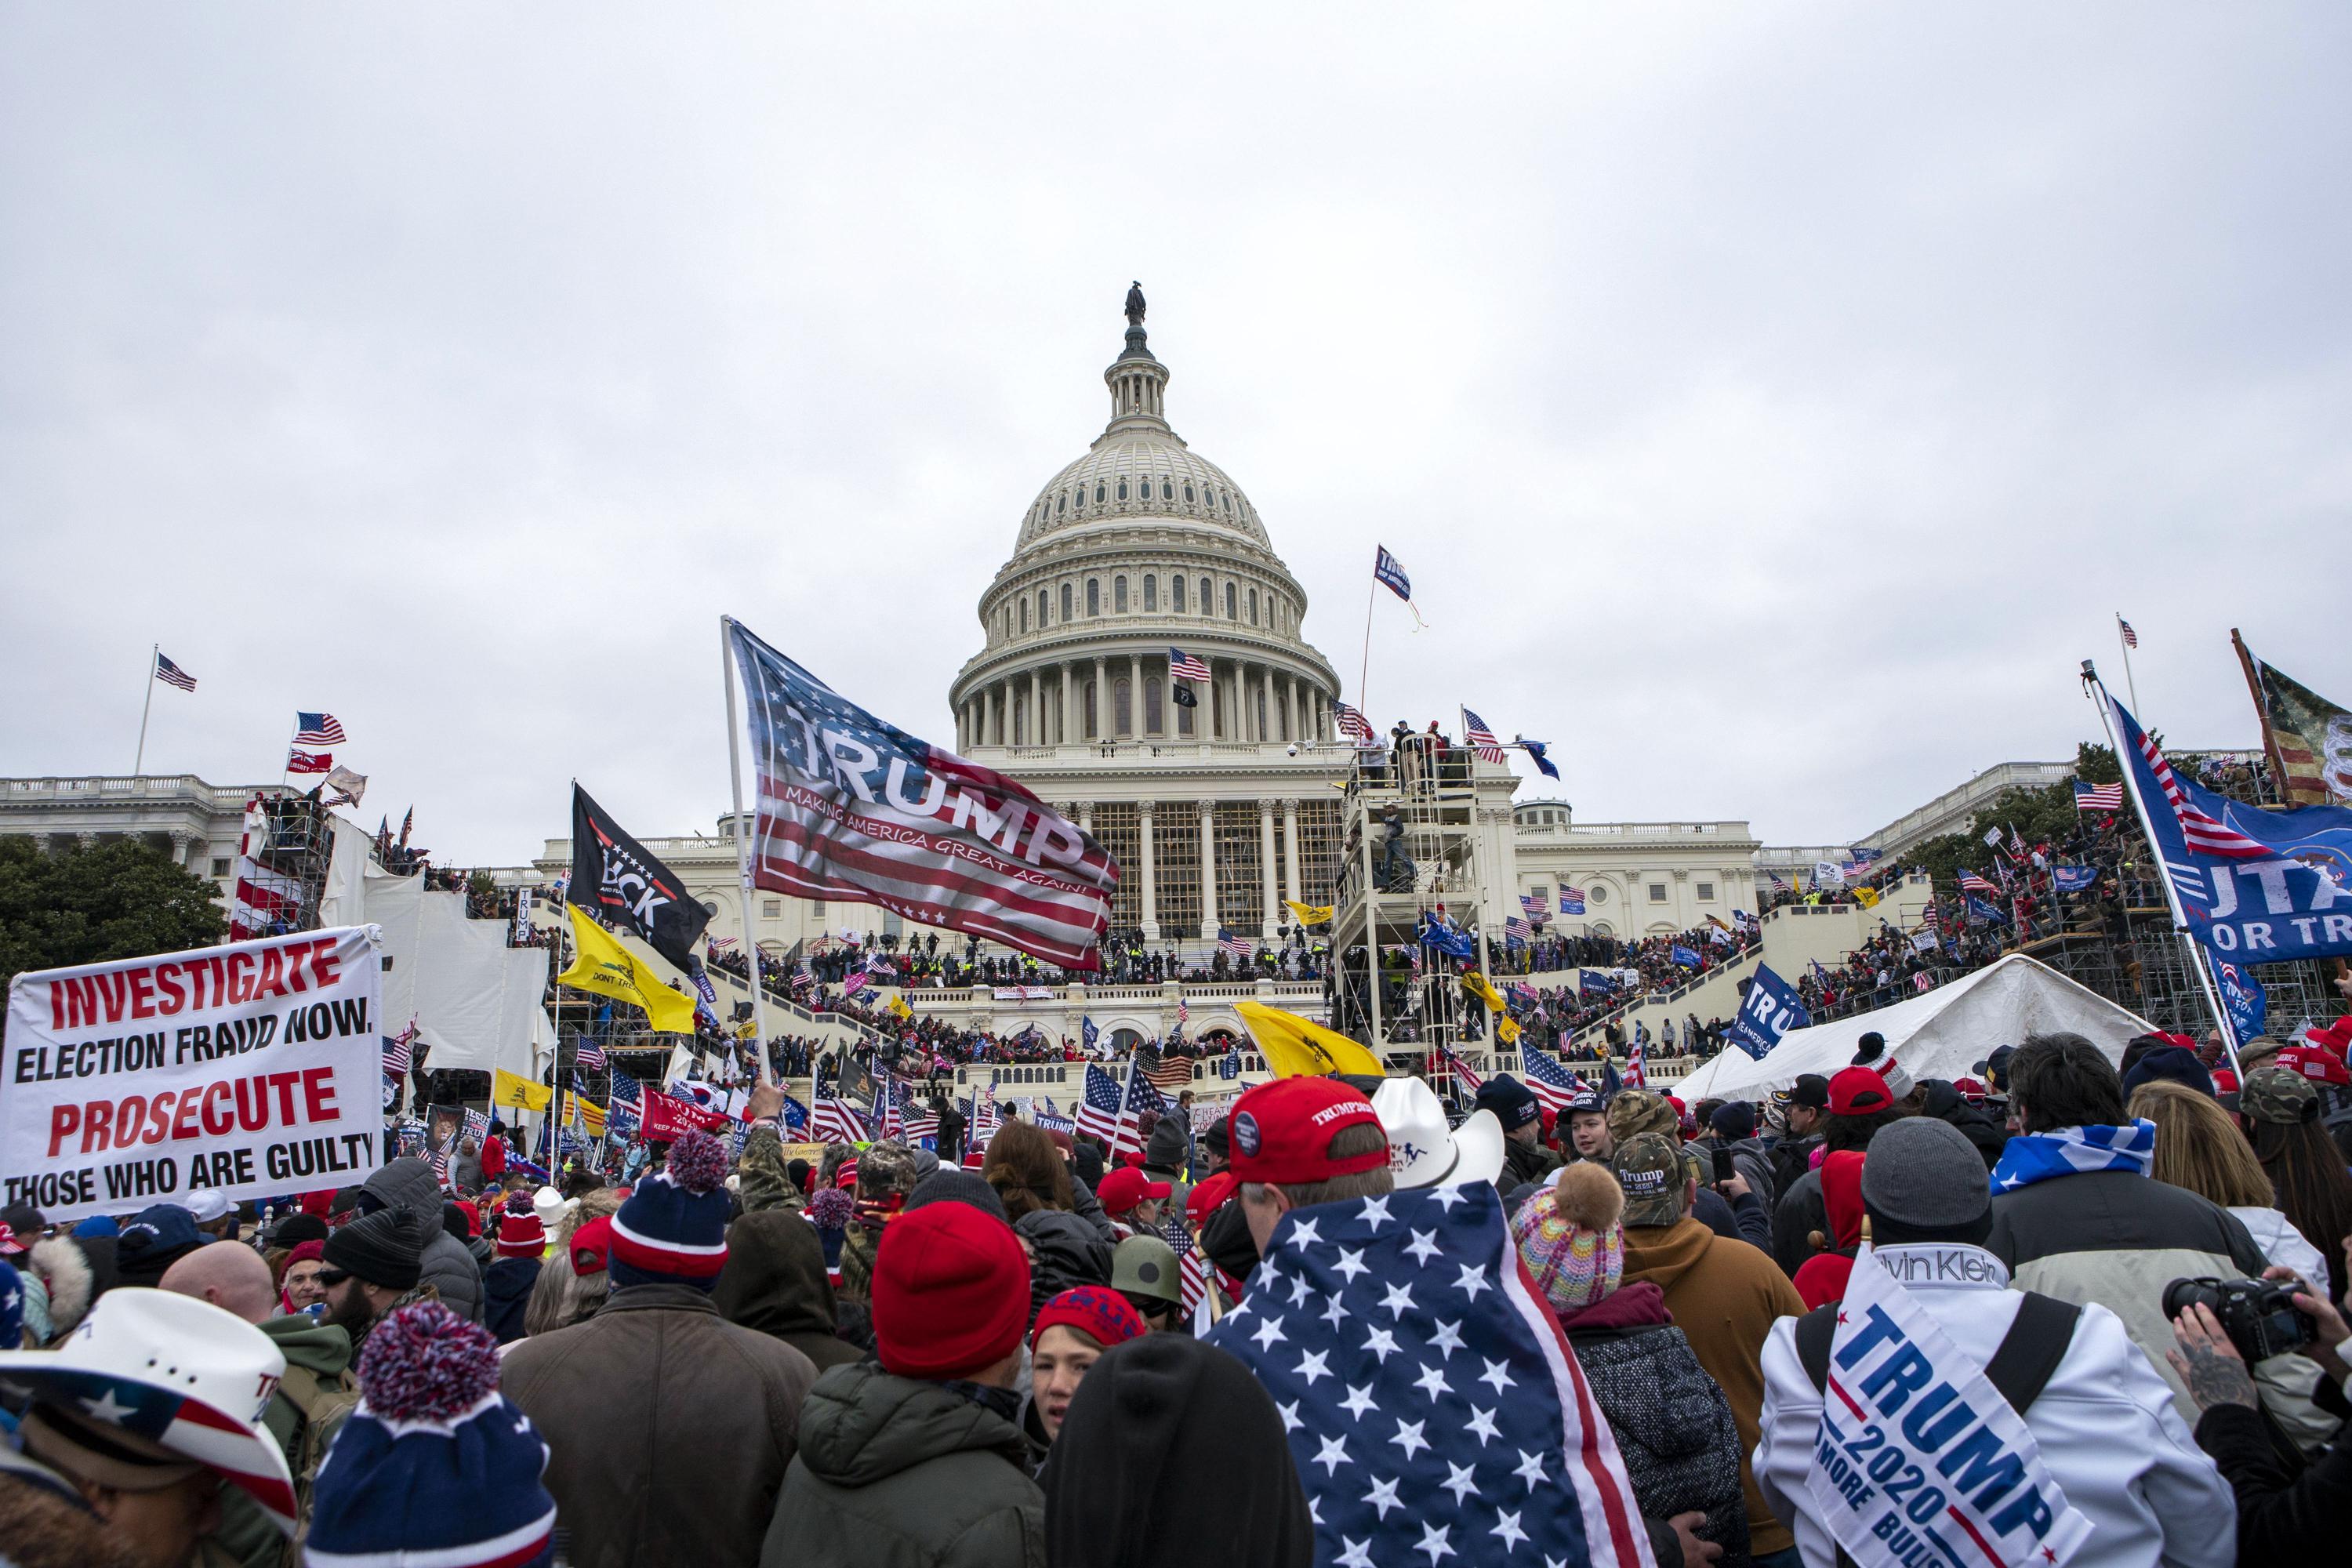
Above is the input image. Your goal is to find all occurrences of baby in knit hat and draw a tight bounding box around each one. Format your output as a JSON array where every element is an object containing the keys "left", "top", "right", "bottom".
[{"left": 1512, "top": 1162, "right": 1627, "bottom": 1314}]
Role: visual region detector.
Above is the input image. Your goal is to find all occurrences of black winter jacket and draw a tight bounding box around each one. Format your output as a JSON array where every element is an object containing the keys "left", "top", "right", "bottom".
[{"left": 2194, "top": 1375, "right": 2352, "bottom": 1555}]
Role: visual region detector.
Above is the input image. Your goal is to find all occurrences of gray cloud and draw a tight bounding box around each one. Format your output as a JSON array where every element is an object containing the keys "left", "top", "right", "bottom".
[{"left": 4, "top": 4, "right": 2346, "bottom": 862}]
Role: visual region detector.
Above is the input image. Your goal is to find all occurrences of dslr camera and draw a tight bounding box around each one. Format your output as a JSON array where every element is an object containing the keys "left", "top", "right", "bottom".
[{"left": 2163, "top": 1276, "right": 2318, "bottom": 1363}]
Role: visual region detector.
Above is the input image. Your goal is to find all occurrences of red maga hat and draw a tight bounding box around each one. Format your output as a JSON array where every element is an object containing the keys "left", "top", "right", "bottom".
[{"left": 1226, "top": 1078, "right": 1386, "bottom": 1186}]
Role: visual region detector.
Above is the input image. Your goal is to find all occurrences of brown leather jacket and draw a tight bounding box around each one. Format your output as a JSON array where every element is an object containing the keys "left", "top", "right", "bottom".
[{"left": 504, "top": 1283, "right": 818, "bottom": 1568}]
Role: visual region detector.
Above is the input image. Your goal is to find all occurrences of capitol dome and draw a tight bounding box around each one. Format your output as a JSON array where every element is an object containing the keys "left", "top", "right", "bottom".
[{"left": 949, "top": 289, "right": 1341, "bottom": 758}]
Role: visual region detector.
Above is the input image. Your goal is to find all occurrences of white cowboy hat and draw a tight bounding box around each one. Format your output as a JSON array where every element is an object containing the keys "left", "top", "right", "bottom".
[
  {"left": 1372, "top": 1076, "right": 1507, "bottom": 1189},
  {"left": 0, "top": 1287, "right": 296, "bottom": 1534}
]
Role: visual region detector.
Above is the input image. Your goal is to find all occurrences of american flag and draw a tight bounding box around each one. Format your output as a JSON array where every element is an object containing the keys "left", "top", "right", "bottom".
[
  {"left": 1519, "top": 1040, "right": 1584, "bottom": 1112},
  {"left": 154, "top": 652, "right": 198, "bottom": 691},
  {"left": 1138, "top": 1046, "right": 1196, "bottom": 1093},
  {"left": 2110, "top": 692, "right": 2272, "bottom": 860},
  {"left": 382, "top": 1024, "right": 417, "bottom": 1079},
  {"left": 708, "top": 935, "right": 739, "bottom": 952},
  {"left": 1176, "top": 998, "right": 1189, "bottom": 1031},
  {"left": 1461, "top": 707, "right": 1508, "bottom": 766},
  {"left": 1168, "top": 647, "right": 1210, "bottom": 682},
  {"left": 1218, "top": 930, "right": 1254, "bottom": 961},
  {"left": 1558, "top": 885, "right": 1587, "bottom": 915},
  {"left": 429, "top": 1149, "right": 452, "bottom": 1189},
  {"left": 1334, "top": 701, "right": 1380, "bottom": 748},
  {"left": 608, "top": 1069, "right": 642, "bottom": 1110},
  {"left": 2073, "top": 780, "right": 2123, "bottom": 812},
  {"left": 1519, "top": 888, "right": 1548, "bottom": 916},
  {"left": 2118, "top": 615, "right": 2139, "bottom": 648},
  {"left": 1503, "top": 915, "right": 1533, "bottom": 942},
  {"left": 575, "top": 1040, "right": 606, "bottom": 1071},
  {"left": 286, "top": 750, "right": 334, "bottom": 775},
  {"left": 1624, "top": 1034, "right": 1647, "bottom": 1088},
  {"left": 2008, "top": 825, "right": 2029, "bottom": 861},
  {"left": 1203, "top": 1185, "right": 1649, "bottom": 1568},
  {"left": 1438, "top": 1043, "right": 1485, "bottom": 1093},
  {"left": 810, "top": 1094, "right": 871, "bottom": 1145},
  {"left": 728, "top": 619, "right": 1118, "bottom": 972},
  {"left": 902, "top": 1093, "right": 941, "bottom": 1145},
  {"left": 1075, "top": 1062, "right": 1125, "bottom": 1145},
  {"left": 1958, "top": 869, "right": 1999, "bottom": 895},
  {"left": 1163, "top": 1213, "right": 1213, "bottom": 1319},
  {"left": 294, "top": 712, "right": 347, "bottom": 746},
  {"left": 1113, "top": 1056, "right": 1163, "bottom": 1160}
]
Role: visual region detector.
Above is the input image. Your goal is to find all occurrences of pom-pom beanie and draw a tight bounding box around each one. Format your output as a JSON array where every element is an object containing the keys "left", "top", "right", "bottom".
[
  {"left": 609, "top": 1129, "right": 731, "bottom": 1290},
  {"left": 1510, "top": 1162, "right": 1626, "bottom": 1314},
  {"left": 495, "top": 1194, "right": 547, "bottom": 1260},
  {"left": 871, "top": 1201, "right": 1030, "bottom": 1381},
  {"left": 303, "top": 1299, "right": 556, "bottom": 1567}
]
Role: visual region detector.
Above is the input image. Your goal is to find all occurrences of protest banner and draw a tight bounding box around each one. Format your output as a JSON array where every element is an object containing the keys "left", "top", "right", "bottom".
[{"left": 3, "top": 927, "right": 383, "bottom": 1223}]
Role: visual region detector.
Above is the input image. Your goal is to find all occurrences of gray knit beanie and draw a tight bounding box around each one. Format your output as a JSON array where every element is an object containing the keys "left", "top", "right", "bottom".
[{"left": 1859, "top": 1117, "right": 1990, "bottom": 1232}]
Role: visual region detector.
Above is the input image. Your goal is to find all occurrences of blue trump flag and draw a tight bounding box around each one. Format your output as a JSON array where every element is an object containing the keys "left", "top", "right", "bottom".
[
  {"left": 2051, "top": 864, "right": 2100, "bottom": 894},
  {"left": 2107, "top": 686, "right": 2352, "bottom": 963},
  {"left": 1516, "top": 737, "right": 1561, "bottom": 781},
  {"left": 1203, "top": 1184, "right": 1652, "bottom": 1568},
  {"left": 1417, "top": 912, "right": 1477, "bottom": 960},
  {"left": 2212, "top": 958, "right": 2267, "bottom": 1047},
  {"left": 1965, "top": 895, "right": 2009, "bottom": 925},
  {"left": 1669, "top": 944, "right": 1701, "bottom": 968},
  {"left": 1726, "top": 964, "right": 1809, "bottom": 1061}
]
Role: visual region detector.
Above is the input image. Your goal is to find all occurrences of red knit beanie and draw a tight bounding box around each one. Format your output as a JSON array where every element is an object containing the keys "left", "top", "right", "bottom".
[
  {"left": 871, "top": 1202, "right": 1030, "bottom": 1381},
  {"left": 495, "top": 1195, "right": 546, "bottom": 1259},
  {"left": 1029, "top": 1286, "right": 1147, "bottom": 1353}
]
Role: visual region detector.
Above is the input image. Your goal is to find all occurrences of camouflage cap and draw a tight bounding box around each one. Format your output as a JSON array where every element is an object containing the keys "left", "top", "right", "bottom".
[
  {"left": 2239, "top": 1065, "right": 2319, "bottom": 1126},
  {"left": 1611, "top": 1132, "right": 1688, "bottom": 1227},
  {"left": 856, "top": 1140, "right": 924, "bottom": 1199},
  {"left": 1605, "top": 1089, "right": 1677, "bottom": 1145}
]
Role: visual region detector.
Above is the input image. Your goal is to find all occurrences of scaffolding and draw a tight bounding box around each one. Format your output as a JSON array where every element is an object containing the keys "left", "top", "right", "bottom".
[
  {"left": 245, "top": 789, "right": 336, "bottom": 935},
  {"left": 1327, "top": 741, "right": 1507, "bottom": 1061}
]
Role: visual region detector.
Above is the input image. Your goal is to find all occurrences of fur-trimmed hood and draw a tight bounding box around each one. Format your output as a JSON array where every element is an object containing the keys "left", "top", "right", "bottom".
[{"left": 27, "top": 1235, "right": 99, "bottom": 1343}]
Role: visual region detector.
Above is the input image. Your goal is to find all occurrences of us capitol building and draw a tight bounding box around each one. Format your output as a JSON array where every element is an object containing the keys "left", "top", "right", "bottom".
[{"left": 5, "top": 291, "right": 1800, "bottom": 1041}]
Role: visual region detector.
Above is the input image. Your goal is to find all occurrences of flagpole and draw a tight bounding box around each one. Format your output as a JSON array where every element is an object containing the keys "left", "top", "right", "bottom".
[
  {"left": 720, "top": 616, "right": 775, "bottom": 1087},
  {"left": 133, "top": 644, "right": 158, "bottom": 778},
  {"left": 2083, "top": 663, "right": 2235, "bottom": 1062},
  {"left": 2114, "top": 615, "right": 2141, "bottom": 720},
  {"left": 1356, "top": 575, "right": 1376, "bottom": 720}
]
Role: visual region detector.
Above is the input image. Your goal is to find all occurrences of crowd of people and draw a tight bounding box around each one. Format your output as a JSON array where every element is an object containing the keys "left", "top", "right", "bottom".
[{"left": 8, "top": 1005, "right": 2352, "bottom": 1567}]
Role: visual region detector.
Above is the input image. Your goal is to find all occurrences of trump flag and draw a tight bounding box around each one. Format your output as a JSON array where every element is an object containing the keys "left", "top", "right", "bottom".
[{"left": 727, "top": 619, "right": 1118, "bottom": 971}]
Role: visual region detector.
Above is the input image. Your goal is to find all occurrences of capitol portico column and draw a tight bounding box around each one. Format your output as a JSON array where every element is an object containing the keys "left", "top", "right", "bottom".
[
  {"left": 1281, "top": 799, "right": 1301, "bottom": 910},
  {"left": 1128, "top": 654, "right": 1142, "bottom": 739},
  {"left": 1060, "top": 665, "right": 1075, "bottom": 745},
  {"left": 1029, "top": 670, "right": 1043, "bottom": 747},
  {"left": 1138, "top": 800, "right": 1159, "bottom": 942},
  {"left": 170, "top": 831, "right": 194, "bottom": 869},
  {"left": 1078, "top": 800, "right": 1094, "bottom": 833},
  {"left": 1287, "top": 677, "right": 1302, "bottom": 745},
  {"left": 1197, "top": 800, "right": 1219, "bottom": 939},
  {"left": 1258, "top": 800, "right": 1279, "bottom": 940},
  {"left": 1092, "top": 657, "right": 1108, "bottom": 740}
]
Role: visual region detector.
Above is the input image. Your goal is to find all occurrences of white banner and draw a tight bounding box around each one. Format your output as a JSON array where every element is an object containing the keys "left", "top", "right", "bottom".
[
  {"left": 991, "top": 985, "right": 1056, "bottom": 1001},
  {"left": 1806, "top": 1246, "right": 2092, "bottom": 1568},
  {"left": 1814, "top": 859, "right": 1847, "bottom": 887},
  {"left": 3, "top": 927, "right": 385, "bottom": 1223}
]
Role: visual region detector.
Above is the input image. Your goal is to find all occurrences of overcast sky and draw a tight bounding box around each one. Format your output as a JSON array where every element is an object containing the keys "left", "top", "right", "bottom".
[{"left": 5, "top": 5, "right": 2347, "bottom": 866}]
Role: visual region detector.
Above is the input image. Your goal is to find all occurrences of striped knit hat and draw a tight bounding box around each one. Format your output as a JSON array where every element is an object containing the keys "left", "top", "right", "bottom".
[
  {"left": 609, "top": 1131, "right": 731, "bottom": 1290},
  {"left": 494, "top": 1194, "right": 546, "bottom": 1260},
  {"left": 1509, "top": 1163, "right": 1626, "bottom": 1314}
]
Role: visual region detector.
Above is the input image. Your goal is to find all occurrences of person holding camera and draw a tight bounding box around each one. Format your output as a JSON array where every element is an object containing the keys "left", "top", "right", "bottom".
[{"left": 2167, "top": 1237, "right": 2352, "bottom": 1551}]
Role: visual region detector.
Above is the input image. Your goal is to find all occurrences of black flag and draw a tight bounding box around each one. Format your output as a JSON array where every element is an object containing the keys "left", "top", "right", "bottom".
[
  {"left": 569, "top": 785, "right": 712, "bottom": 975},
  {"left": 1171, "top": 684, "right": 1197, "bottom": 709}
]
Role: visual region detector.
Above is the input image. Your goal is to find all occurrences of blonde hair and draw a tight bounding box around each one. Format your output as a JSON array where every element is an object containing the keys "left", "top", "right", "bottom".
[{"left": 2129, "top": 1080, "right": 2273, "bottom": 1208}]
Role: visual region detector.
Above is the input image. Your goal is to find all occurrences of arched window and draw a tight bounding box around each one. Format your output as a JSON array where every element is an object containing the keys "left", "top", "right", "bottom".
[
  {"left": 1061, "top": 583, "right": 1073, "bottom": 621},
  {"left": 1057, "top": 492, "right": 1066, "bottom": 515},
  {"left": 1222, "top": 492, "right": 1232, "bottom": 513},
  {"left": 1183, "top": 481, "right": 1196, "bottom": 503},
  {"left": 1248, "top": 588, "right": 1259, "bottom": 625},
  {"left": 1114, "top": 677, "right": 1132, "bottom": 737},
  {"left": 1225, "top": 583, "right": 1237, "bottom": 619},
  {"left": 1144, "top": 677, "right": 1163, "bottom": 734},
  {"left": 1171, "top": 575, "right": 1186, "bottom": 613},
  {"left": 1116, "top": 478, "right": 1128, "bottom": 502},
  {"left": 1200, "top": 576, "right": 1211, "bottom": 615},
  {"left": 1083, "top": 681, "right": 1098, "bottom": 739},
  {"left": 1037, "top": 589, "right": 1049, "bottom": 626},
  {"left": 1114, "top": 576, "right": 1128, "bottom": 613},
  {"left": 1143, "top": 575, "right": 1157, "bottom": 612},
  {"left": 1087, "top": 579, "right": 1101, "bottom": 617},
  {"left": 1018, "top": 599, "right": 1029, "bottom": 633},
  {"left": 1095, "top": 483, "right": 1105, "bottom": 504},
  {"left": 1161, "top": 478, "right": 1173, "bottom": 500},
  {"left": 1176, "top": 686, "right": 1195, "bottom": 735}
]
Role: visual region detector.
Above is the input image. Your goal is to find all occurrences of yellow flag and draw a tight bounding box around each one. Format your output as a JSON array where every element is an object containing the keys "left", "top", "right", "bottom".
[
  {"left": 1497, "top": 1015, "right": 1522, "bottom": 1045},
  {"left": 1283, "top": 899, "right": 1334, "bottom": 927},
  {"left": 888, "top": 993, "right": 913, "bottom": 1021},
  {"left": 492, "top": 1068, "right": 552, "bottom": 1112},
  {"left": 557, "top": 904, "right": 699, "bottom": 1035},
  {"left": 1459, "top": 970, "right": 1507, "bottom": 1012},
  {"left": 1853, "top": 885, "right": 1881, "bottom": 909},
  {"left": 571, "top": 1094, "right": 608, "bottom": 1138},
  {"left": 1235, "top": 1001, "right": 1387, "bottom": 1079}
]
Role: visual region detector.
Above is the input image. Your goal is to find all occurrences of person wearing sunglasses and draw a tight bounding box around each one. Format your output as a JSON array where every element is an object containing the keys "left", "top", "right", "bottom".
[{"left": 318, "top": 1208, "right": 430, "bottom": 1350}]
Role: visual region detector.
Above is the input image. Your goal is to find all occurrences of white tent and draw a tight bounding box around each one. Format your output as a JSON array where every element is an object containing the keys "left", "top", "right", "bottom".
[{"left": 1675, "top": 954, "right": 2158, "bottom": 1102}]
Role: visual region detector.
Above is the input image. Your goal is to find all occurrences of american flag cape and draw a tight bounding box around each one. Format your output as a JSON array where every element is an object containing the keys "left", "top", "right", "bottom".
[
  {"left": 1074, "top": 1062, "right": 1123, "bottom": 1145},
  {"left": 728, "top": 618, "right": 1118, "bottom": 971},
  {"left": 1624, "top": 1035, "right": 1646, "bottom": 1088},
  {"left": 1203, "top": 1185, "right": 1652, "bottom": 1568}
]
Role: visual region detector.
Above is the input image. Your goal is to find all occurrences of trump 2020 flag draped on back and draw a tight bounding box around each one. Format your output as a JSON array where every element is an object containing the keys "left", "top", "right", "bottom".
[
  {"left": 727, "top": 619, "right": 1118, "bottom": 971},
  {"left": 1204, "top": 1183, "right": 1652, "bottom": 1568}
]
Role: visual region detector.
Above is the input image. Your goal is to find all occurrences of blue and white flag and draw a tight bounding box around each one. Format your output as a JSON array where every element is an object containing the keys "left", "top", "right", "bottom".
[
  {"left": 1725, "top": 964, "right": 1809, "bottom": 1061},
  {"left": 779, "top": 1092, "right": 810, "bottom": 1135},
  {"left": 1964, "top": 895, "right": 2009, "bottom": 925},
  {"left": 1417, "top": 912, "right": 1477, "bottom": 960},
  {"left": 1558, "top": 886, "right": 1587, "bottom": 916},
  {"left": 2050, "top": 864, "right": 2100, "bottom": 894},
  {"left": 1577, "top": 969, "right": 1619, "bottom": 996},
  {"left": 1669, "top": 944, "right": 1701, "bottom": 968},
  {"left": 2212, "top": 958, "right": 2267, "bottom": 1047},
  {"left": 1515, "top": 738, "right": 1560, "bottom": 780},
  {"left": 1987, "top": 1120, "right": 2156, "bottom": 1194},
  {"left": 1373, "top": 545, "right": 1413, "bottom": 602},
  {"left": 2107, "top": 686, "right": 2352, "bottom": 964},
  {"left": 1081, "top": 1016, "right": 1100, "bottom": 1054},
  {"left": 1203, "top": 1185, "right": 1653, "bottom": 1568}
]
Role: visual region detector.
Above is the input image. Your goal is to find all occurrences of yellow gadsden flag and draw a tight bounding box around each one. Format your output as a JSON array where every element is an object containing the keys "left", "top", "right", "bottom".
[
  {"left": 492, "top": 1068, "right": 552, "bottom": 1112},
  {"left": 558, "top": 904, "right": 699, "bottom": 1035},
  {"left": 1234, "top": 1001, "right": 1386, "bottom": 1079},
  {"left": 887, "top": 993, "right": 913, "bottom": 1021},
  {"left": 1459, "top": 970, "right": 1507, "bottom": 1013},
  {"left": 1283, "top": 899, "right": 1335, "bottom": 927},
  {"left": 1853, "top": 885, "right": 1882, "bottom": 909}
]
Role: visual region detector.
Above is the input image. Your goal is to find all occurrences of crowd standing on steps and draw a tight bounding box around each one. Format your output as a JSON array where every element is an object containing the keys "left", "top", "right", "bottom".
[{"left": 5, "top": 1011, "right": 2352, "bottom": 1566}]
